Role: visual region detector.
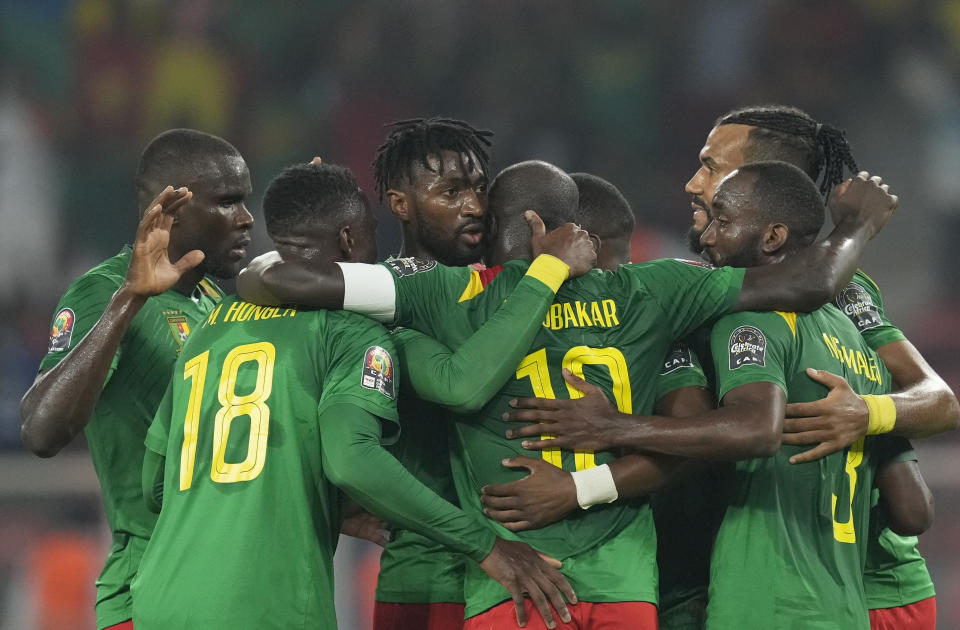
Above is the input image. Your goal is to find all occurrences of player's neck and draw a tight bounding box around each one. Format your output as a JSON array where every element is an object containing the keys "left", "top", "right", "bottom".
[
  {"left": 171, "top": 269, "right": 204, "bottom": 296},
  {"left": 275, "top": 242, "right": 339, "bottom": 266},
  {"left": 397, "top": 235, "right": 436, "bottom": 262}
]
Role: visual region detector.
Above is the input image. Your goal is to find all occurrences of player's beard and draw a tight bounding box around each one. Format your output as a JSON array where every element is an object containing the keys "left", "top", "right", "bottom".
[
  {"left": 415, "top": 218, "right": 486, "bottom": 267},
  {"left": 708, "top": 233, "right": 765, "bottom": 269},
  {"left": 686, "top": 225, "right": 705, "bottom": 256}
]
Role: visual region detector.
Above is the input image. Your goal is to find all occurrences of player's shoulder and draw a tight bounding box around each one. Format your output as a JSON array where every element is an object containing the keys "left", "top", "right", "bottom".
[
  {"left": 713, "top": 309, "right": 798, "bottom": 342},
  {"left": 327, "top": 309, "right": 391, "bottom": 335}
]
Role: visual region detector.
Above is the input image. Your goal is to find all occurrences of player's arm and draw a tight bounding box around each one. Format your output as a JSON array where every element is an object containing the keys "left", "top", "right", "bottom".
[
  {"left": 19, "top": 188, "right": 200, "bottom": 457},
  {"left": 319, "top": 402, "right": 576, "bottom": 628},
  {"left": 735, "top": 173, "right": 897, "bottom": 312},
  {"left": 237, "top": 211, "right": 596, "bottom": 317},
  {"left": 482, "top": 384, "right": 713, "bottom": 531},
  {"left": 142, "top": 449, "right": 165, "bottom": 514},
  {"left": 875, "top": 457, "right": 934, "bottom": 537},
  {"left": 506, "top": 370, "right": 784, "bottom": 460},
  {"left": 396, "top": 255, "right": 570, "bottom": 413}
]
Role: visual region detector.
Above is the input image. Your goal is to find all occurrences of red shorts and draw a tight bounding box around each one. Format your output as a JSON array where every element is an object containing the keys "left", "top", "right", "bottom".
[
  {"left": 104, "top": 622, "right": 134, "bottom": 630},
  {"left": 373, "top": 601, "right": 465, "bottom": 630},
  {"left": 869, "top": 596, "right": 936, "bottom": 630},
  {"left": 464, "top": 600, "right": 657, "bottom": 630}
]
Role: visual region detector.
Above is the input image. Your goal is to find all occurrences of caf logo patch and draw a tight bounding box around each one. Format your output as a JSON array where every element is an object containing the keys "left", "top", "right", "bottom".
[
  {"left": 362, "top": 345, "right": 395, "bottom": 399},
  {"left": 48, "top": 308, "right": 75, "bottom": 353},
  {"left": 834, "top": 283, "right": 881, "bottom": 332},
  {"left": 661, "top": 342, "right": 693, "bottom": 375},
  {"left": 728, "top": 325, "right": 766, "bottom": 370},
  {"left": 166, "top": 315, "right": 191, "bottom": 354},
  {"left": 386, "top": 257, "right": 437, "bottom": 277}
]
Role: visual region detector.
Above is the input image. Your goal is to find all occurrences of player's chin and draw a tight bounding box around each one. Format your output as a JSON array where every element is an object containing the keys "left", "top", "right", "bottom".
[{"left": 205, "top": 257, "right": 245, "bottom": 280}]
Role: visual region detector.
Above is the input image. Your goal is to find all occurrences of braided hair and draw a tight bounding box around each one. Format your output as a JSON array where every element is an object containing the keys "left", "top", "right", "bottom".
[
  {"left": 716, "top": 105, "right": 858, "bottom": 198},
  {"left": 372, "top": 117, "right": 493, "bottom": 202}
]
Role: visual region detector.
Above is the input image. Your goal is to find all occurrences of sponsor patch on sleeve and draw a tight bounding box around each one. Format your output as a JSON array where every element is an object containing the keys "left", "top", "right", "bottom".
[
  {"left": 661, "top": 343, "right": 693, "bottom": 375},
  {"left": 834, "top": 283, "right": 882, "bottom": 332},
  {"left": 361, "top": 345, "right": 395, "bottom": 399},
  {"left": 385, "top": 257, "right": 437, "bottom": 277},
  {"left": 728, "top": 325, "right": 766, "bottom": 370},
  {"left": 48, "top": 308, "right": 76, "bottom": 353}
]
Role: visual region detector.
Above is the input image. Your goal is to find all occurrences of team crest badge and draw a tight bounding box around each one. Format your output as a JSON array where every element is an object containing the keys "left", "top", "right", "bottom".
[
  {"left": 386, "top": 257, "right": 437, "bottom": 277},
  {"left": 166, "top": 315, "right": 191, "bottom": 353},
  {"left": 834, "top": 283, "right": 882, "bottom": 332},
  {"left": 48, "top": 308, "right": 75, "bottom": 352},
  {"left": 729, "top": 325, "right": 766, "bottom": 370},
  {"left": 362, "top": 345, "right": 395, "bottom": 399},
  {"left": 661, "top": 342, "right": 693, "bottom": 375}
]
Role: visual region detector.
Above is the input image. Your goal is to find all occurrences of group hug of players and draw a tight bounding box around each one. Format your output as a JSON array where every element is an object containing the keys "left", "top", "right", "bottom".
[{"left": 18, "top": 106, "right": 956, "bottom": 630}]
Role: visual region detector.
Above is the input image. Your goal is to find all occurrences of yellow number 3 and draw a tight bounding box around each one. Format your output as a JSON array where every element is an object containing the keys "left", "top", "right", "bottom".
[{"left": 180, "top": 342, "right": 276, "bottom": 491}]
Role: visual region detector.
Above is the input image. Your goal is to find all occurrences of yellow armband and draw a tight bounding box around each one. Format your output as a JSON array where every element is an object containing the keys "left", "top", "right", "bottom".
[
  {"left": 526, "top": 254, "right": 570, "bottom": 293},
  {"left": 862, "top": 394, "right": 896, "bottom": 435}
]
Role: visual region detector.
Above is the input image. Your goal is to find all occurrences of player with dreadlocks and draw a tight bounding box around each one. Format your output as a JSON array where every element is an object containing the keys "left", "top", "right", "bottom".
[
  {"left": 371, "top": 117, "right": 499, "bottom": 630},
  {"left": 677, "top": 104, "right": 956, "bottom": 629}
]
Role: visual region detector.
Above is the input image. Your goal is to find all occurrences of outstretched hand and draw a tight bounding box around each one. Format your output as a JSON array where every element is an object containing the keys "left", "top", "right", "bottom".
[
  {"left": 828, "top": 171, "right": 897, "bottom": 239},
  {"left": 124, "top": 186, "right": 204, "bottom": 297},
  {"left": 482, "top": 456, "right": 578, "bottom": 531},
  {"left": 479, "top": 537, "right": 577, "bottom": 628},
  {"left": 782, "top": 368, "right": 868, "bottom": 464},
  {"left": 527, "top": 211, "right": 597, "bottom": 277},
  {"left": 505, "top": 369, "right": 621, "bottom": 452}
]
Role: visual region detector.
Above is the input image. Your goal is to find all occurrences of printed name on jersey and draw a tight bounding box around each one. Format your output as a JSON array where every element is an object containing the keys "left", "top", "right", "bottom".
[
  {"left": 661, "top": 343, "right": 693, "bottom": 374},
  {"left": 166, "top": 315, "right": 191, "bottom": 354},
  {"left": 386, "top": 257, "right": 437, "bottom": 277},
  {"left": 48, "top": 308, "right": 76, "bottom": 352},
  {"left": 729, "top": 325, "right": 766, "bottom": 370},
  {"left": 362, "top": 345, "right": 395, "bottom": 399},
  {"left": 834, "top": 283, "right": 882, "bottom": 332}
]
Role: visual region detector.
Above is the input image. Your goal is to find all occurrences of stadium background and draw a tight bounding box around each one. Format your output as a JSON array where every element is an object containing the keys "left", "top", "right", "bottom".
[{"left": 2, "top": 0, "right": 959, "bottom": 627}]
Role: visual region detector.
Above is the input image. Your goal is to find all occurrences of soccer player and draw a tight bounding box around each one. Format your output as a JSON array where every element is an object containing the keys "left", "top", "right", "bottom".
[
  {"left": 132, "top": 162, "right": 584, "bottom": 630},
  {"left": 503, "top": 162, "right": 900, "bottom": 628},
  {"left": 371, "top": 117, "right": 494, "bottom": 630},
  {"left": 683, "top": 105, "right": 953, "bottom": 626},
  {"left": 19, "top": 129, "right": 253, "bottom": 630},
  {"left": 238, "top": 156, "right": 895, "bottom": 628}
]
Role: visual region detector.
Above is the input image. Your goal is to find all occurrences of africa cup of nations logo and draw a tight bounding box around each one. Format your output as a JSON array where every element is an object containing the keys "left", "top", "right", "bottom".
[
  {"left": 728, "top": 325, "right": 766, "bottom": 370},
  {"left": 48, "top": 308, "right": 76, "bottom": 352},
  {"left": 362, "top": 345, "right": 395, "bottom": 399}
]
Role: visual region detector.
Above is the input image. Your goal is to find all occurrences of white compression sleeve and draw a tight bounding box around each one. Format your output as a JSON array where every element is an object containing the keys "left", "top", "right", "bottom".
[{"left": 336, "top": 262, "right": 397, "bottom": 323}]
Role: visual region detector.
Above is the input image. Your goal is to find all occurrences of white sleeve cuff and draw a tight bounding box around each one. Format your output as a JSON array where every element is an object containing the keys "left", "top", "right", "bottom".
[
  {"left": 336, "top": 263, "right": 397, "bottom": 323},
  {"left": 571, "top": 464, "right": 619, "bottom": 509}
]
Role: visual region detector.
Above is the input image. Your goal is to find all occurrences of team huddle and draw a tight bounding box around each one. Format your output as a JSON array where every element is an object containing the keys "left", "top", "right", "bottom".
[{"left": 19, "top": 109, "right": 956, "bottom": 630}]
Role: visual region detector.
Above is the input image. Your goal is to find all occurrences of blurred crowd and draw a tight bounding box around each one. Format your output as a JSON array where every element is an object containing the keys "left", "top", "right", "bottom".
[{"left": 2, "top": 0, "right": 960, "bottom": 626}]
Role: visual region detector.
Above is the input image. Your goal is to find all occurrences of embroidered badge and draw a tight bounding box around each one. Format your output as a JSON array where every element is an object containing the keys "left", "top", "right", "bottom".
[
  {"left": 385, "top": 257, "right": 437, "bottom": 277},
  {"left": 661, "top": 343, "right": 693, "bottom": 375},
  {"left": 362, "top": 345, "right": 395, "bottom": 399},
  {"left": 166, "top": 315, "right": 191, "bottom": 354},
  {"left": 48, "top": 308, "right": 75, "bottom": 352},
  {"left": 729, "top": 325, "right": 766, "bottom": 370},
  {"left": 834, "top": 283, "right": 882, "bottom": 332}
]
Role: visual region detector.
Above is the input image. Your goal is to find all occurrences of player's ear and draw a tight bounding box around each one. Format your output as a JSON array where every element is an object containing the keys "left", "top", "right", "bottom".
[
  {"left": 339, "top": 225, "right": 355, "bottom": 260},
  {"left": 762, "top": 223, "right": 789, "bottom": 255},
  {"left": 386, "top": 189, "right": 410, "bottom": 222}
]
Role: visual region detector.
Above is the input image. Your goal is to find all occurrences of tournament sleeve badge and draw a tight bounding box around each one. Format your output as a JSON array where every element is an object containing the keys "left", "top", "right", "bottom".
[
  {"left": 834, "top": 283, "right": 882, "bottom": 332},
  {"left": 362, "top": 345, "right": 396, "bottom": 399},
  {"left": 385, "top": 257, "right": 438, "bottom": 277},
  {"left": 729, "top": 325, "right": 766, "bottom": 370},
  {"left": 661, "top": 342, "right": 693, "bottom": 375},
  {"left": 48, "top": 308, "right": 76, "bottom": 352}
]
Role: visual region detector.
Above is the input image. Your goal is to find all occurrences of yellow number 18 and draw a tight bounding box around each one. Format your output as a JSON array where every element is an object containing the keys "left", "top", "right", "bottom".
[{"left": 179, "top": 342, "right": 276, "bottom": 491}]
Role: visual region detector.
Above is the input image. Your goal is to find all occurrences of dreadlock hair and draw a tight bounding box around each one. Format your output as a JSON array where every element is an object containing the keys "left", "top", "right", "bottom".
[
  {"left": 716, "top": 105, "right": 858, "bottom": 199},
  {"left": 372, "top": 117, "right": 493, "bottom": 201}
]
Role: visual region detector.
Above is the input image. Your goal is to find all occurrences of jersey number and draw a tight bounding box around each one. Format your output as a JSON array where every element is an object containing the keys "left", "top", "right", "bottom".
[
  {"left": 832, "top": 437, "right": 865, "bottom": 543},
  {"left": 179, "top": 342, "right": 276, "bottom": 491},
  {"left": 516, "top": 346, "right": 632, "bottom": 472}
]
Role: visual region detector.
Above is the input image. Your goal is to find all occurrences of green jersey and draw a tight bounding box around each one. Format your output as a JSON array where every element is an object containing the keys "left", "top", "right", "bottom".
[
  {"left": 38, "top": 246, "right": 221, "bottom": 629},
  {"left": 706, "top": 306, "right": 892, "bottom": 630},
  {"left": 835, "top": 272, "right": 934, "bottom": 609},
  {"left": 863, "top": 437, "right": 935, "bottom": 609},
  {"left": 384, "top": 257, "right": 745, "bottom": 617},
  {"left": 376, "top": 331, "right": 465, "bottom": 604},
  {"left": 132, "top": 297, "right": 399, "bottom": 630}
]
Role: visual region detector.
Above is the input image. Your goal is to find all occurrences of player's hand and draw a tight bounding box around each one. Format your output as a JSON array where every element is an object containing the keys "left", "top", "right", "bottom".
[
  {"left": 479, "top": 538, "right": 577, "bottom": 628},
  {"left": 124, "top": 186, "right": 204, "bottom": 297},
  {"left": 340, "top": 507, "right": 391, "bottom": 547},
  {"left": 505, "top": 369, "right": 621, "bottom": 452},
  {"left": 482, "top": 456, "right": 578, "bottom": 531},
  {"left": 528, "top": 210, "right": 597, "bottom": 277},
  {"left": 827, "top": 171, "right": 897, "bottom": 239},
  {"left": 782, "top": 368, "right": 868, "bottom": 464},
  {"left": 237, "top": 251, "right": 284, "bottom": 305}
]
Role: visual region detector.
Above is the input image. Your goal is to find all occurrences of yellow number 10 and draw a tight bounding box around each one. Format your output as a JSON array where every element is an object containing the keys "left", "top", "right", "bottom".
[
  {"left": 516, "top": 345, "right": 632, "bottom": 472},
  {"left": 179, "top": 342, "right": 276, "bottom": 491}
]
